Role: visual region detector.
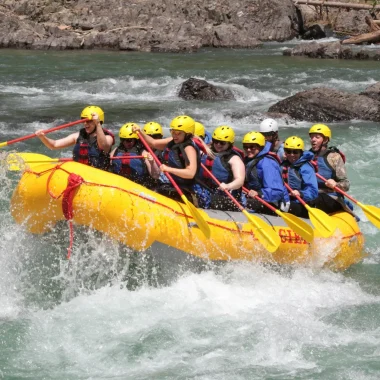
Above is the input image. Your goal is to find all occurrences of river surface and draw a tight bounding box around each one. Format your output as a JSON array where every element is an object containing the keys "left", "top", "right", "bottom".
[{"left": 1, "top": 40, "right": 380, "bottom": 379}]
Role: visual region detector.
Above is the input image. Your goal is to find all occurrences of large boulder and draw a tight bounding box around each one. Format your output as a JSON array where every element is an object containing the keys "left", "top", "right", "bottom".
[
  {"left": 360, "top": 82, "right": 380, "bottom": 102},
  {"left": 179, "top": 78, "right": 235, "bottom": 101},
  {"left": 283, "top": 41, "right": 380, "bottom": 60},
  {"left": 268, "top": 87, "right": 380, "bottom": 122},
  {"left": 0, "top": 0, "right": 301, "bottom": 51}
]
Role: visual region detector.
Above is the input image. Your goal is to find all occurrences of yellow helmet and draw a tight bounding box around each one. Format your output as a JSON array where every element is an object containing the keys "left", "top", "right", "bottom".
[
  {"left": 143, "top": 121, "right": 163, "bottom": 136},
  {"left": 242, "top": 132, "right": 266, "bottom": 147},
  {"left": 212, "top": 125, "right": 235, "bottom": 143},
  {"left": 194, "top": 122, "right": 206, "bottom": 139},
  {"left": 119, "top": 123, "right": 139, "bottom": 139},
  {"left": 80, "top": 106, "right": 104, "bottom": 124},
  {"left": 309, "top": 124, "right": 331, "bottom": 139},
  {"left": 284, "top": 136, "right": 304, "bottom": 150},
  {"left": 170, "top": 115, "right": 195, "bottom": 135}
]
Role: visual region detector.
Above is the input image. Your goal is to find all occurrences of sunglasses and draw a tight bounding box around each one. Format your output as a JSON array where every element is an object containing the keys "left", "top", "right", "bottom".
[
  {"left": 284, "top": 149, "right": 301, "bottom": 154},
  {"left": 121, "top": 138, "right": 136, "bottom": 143},
  {"left": 212, "top": 139, "right": 227, "bottom": 146},
  {"left": 243, "top": 144, "right": 260, "bottom": 150},
  {"left": 150, "top": 134, "right": 163, "bottom": 139}
]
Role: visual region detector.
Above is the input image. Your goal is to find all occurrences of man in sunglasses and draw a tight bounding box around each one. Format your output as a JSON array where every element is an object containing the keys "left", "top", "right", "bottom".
[
  {"left": 259, "top": 118, "right": 285, "bottom": 162},
  {"left": 281, "top": 136, "right": 318, "bottom": 218},
  {"left": 243, "top": 131, "right": 290, "bottom": 214}
]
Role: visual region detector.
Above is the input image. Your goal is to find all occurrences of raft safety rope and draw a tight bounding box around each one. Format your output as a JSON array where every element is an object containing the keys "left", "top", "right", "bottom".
[{"left": 24, "top": 163, "right": 324, "bottom": 258}]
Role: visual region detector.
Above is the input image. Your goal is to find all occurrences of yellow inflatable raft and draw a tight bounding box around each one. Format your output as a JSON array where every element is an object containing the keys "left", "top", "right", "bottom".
[{"left": 9, "top": 153, "right": 365, "bottom": 270}]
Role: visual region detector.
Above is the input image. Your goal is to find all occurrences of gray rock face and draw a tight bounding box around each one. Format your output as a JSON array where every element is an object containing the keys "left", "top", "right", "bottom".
[
  {"left": 283, "top": 41, "right": 380, "bottom": 60},
  {"left": 179, "top": 78, "right": 235, "bottom": 101},
  {"left": 0, "top": 0, "right": 300, "bottom": 51},
  {"left": 360, "top": 82, "right": 380, "bottom": 102},
  {"left": 268, "top": 87, "right": 380, "bottom": 122},
  {"left": 297, "top": 6, "right": 370, "bottom": 36}
]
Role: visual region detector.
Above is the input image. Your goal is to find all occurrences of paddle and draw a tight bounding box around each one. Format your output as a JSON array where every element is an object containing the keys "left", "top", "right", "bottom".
[
  {"left": 137, "top": 131, "right": 211, "bottom": 239},
  {"left": 316, "top": 172, "right": 380, "bottom": 229},
  {"left": 242, "top": 186, "right": 314, "bottom": 244},
  {"left": 0, "top": 119, "right": 89, "bottom": 149},
  {"left": 199, "top": 163, "right": 280, "bottom": 252},
  {"left": 5, "top": 153, "right": 145, "bottom": 171},
  {"left": 284, "top": 182, "right": 336, "bottom": 238}
]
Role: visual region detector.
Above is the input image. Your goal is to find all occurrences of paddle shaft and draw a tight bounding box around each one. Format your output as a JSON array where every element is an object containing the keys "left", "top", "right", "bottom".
[
  {"left": 17, "top": 156, "right": 146, "bottom": 164},
  {"left": 242, "top": 186, "right": 278, "bottom": 212},
  {"left": 284, "top": 182, "right": 307, "bottom": 206},
  {"left": 315, "top": 172, "right": 358, "bottom": 204},
  {"left": 136, "top": 131, "right": 185, "bottom": 196},
  {"left": 201, "top": 163, "right": 246, "bottom": 211},
  {"left": 0, "top": 119, "right": 89, "bottom": 148}
]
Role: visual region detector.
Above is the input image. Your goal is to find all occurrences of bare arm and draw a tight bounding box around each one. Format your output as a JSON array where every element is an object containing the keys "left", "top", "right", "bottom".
[
  {"left": 35, "top": 130, "right": 79, "bottom": 150},
  {"left": 143, "top": 150, "right": 160, "bottom": 179},
  {"left": 222, "top": 155, "right": 245, "bottom": 190},
  {"left": 160, "top": 145, "right": 197, "bottom": 179},
  {"left": 95, "top": 124, "right": 114, "bottom": 153}
]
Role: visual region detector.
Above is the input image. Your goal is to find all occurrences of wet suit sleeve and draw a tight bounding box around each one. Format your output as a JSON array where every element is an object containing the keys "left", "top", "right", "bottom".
[
  {"left": 257, "top": 158, "right": 287, "bottom": 203},
  {"left": 327, "top": 153, "right": 350, "bottom": 192},
  {"left": 299, "top": 164, "right": 319, "bottom": 202}
]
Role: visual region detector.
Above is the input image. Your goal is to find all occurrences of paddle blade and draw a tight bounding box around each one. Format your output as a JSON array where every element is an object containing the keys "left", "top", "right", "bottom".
[
  {"left": 358, "top": 203, "right": 380, "bottom": 229},
  {"left": 5, "top": 153, "right": 55, "bottom": 171},
  {"left": 276, "top": 210, "right": 314, "bottom": 243},
  {"left": 242, "top": 210, "right": 281, "bottom": 253},
  {"left": 305, "top": 205, "right": 337, "bottom": 238},
  {"left": 181, "top": 195, "right": 211, "bottom": 239}
]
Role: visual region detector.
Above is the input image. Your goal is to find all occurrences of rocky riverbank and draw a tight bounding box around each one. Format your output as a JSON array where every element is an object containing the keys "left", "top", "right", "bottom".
[{"left": 0, "top": 0, "right": 300, "bottom": 51}]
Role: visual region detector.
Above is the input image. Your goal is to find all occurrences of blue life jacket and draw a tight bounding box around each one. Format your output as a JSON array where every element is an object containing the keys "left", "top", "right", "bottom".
[
  {"left": 112, "top": 142, "right": 149, "bottom": 183},
  {"left": 281, "top": 151, "right": 318, "bottom": 202},
  {"left": 274, "top": 141, "right": 285, "bottom": 162},
  {"left": 204, "top": 131, "right": 212, "bottom": 145},
  {"left": 73, "top": 127, "right": 114, "bottom": 170},
  {"left": 162, "top": 139, "right": 200, "bottom": 188},
  {"left": 200, "top": 149, "right": 243, "bottom": 202},
  {"left": 245, "top": 142, "right": 289, "bottom": 204},
  {"left": 311, "top": 146, "right": 345, "bottom": 197}
]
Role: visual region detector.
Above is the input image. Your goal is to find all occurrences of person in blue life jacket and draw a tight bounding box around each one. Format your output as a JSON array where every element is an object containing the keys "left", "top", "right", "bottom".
[
  {"left": 143, "top": 120, "right": 170, "bottom": 185},
  {"left": 309, "top": 123, "right": 353, "bottom": 215},
  {"left": 132, "top": 115, "right": 201, "bottom": 204},
  {"left": 35, "top": 106, "right": 114, "bottom": 170},
  {"left": 194, "top": 121, "right": 212, "bottom": 146},
  {"left": 243, "top": 131, "right": 290, "bottom": 215},
  {"left": 197, "top": 125, "right": 245, "bottom": 211},
  {"left": 110, "top": 123, "right": 160, "bottom": 188},
  {"left": 259, "top": 118, "right": 285, "bottom": 162},
  {"left": 281, "top": 136, "right": 318, "bottom": 218}
]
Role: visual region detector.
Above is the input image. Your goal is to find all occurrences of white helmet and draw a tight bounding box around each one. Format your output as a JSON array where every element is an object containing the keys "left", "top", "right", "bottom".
[{"left": 259, "top": 118, "right": 278, "bottom": 133}]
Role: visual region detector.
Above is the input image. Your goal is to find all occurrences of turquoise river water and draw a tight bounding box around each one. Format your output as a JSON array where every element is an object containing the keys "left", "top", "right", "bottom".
[{"left": 1, "top": 40, "right": 380, "bottom": 379}]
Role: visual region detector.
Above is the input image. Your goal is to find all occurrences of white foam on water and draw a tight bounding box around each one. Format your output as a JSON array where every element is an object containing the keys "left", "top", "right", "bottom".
[{"left": 3, "top": 263, "right": 378, "bottom": 378}]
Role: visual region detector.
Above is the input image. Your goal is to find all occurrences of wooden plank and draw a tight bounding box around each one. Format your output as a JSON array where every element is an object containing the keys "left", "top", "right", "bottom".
[{"left": 341, "top": 29, "right": 380, "bottom": 44}]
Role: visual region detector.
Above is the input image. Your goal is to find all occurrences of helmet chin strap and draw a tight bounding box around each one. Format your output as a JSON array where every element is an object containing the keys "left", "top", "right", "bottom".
[{"left": 313, "top": 138, "right": 328, "bottom": 156}]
